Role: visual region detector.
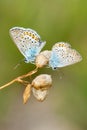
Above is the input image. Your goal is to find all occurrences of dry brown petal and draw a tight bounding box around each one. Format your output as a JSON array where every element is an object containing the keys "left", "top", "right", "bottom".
[
  {"left": 32, "top": 74, "right": 52, "bottom": 89},
  {"left": 32, "top": 87, "right": 48, "bottom": 102},
  {"left": 23, "top": 84, "right": 31, "bottom": 104}
]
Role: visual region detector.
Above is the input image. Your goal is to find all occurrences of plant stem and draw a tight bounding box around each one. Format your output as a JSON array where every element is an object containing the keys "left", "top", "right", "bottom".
[{"left": 0, "top": 67, "right": 38, "bottom": 90}]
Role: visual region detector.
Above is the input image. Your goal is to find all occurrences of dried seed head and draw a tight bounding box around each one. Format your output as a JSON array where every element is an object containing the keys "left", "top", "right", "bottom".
[
  {"left": 23, "top": 84, "right": 31, "bottom": 104},
  {"left": 32, "top": 87, "right": 48, "bottom": 101},
  {"left": 40, "top": 50, "right": 51, "bottom": 60},
  {"left": 35, "top": 54, "right": 48, "bottom": 68},
  {"left": 35, "top": 50, "right": 51, "bottom": 68},
  {"left": 32, "top": 74, "right": 52, "bottom": 89}
]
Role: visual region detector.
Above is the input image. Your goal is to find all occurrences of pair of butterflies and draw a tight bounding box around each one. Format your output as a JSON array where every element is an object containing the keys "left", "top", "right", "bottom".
[{"left": 9, "top": 27, "right": 82, "bottom": 69}]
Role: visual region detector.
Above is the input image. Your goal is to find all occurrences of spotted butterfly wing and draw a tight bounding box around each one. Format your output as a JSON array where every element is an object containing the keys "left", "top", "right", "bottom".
[
  {"left": 9, "top": 27, "right": 46, "bottom": 63},
  {"left": 49, "top": 42, "right": 82, "bottom": 70}
]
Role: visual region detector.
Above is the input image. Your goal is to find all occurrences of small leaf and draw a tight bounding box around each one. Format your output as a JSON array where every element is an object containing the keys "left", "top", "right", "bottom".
[{"left": 23, "top": 84, "right": 31, "bottom": 104}]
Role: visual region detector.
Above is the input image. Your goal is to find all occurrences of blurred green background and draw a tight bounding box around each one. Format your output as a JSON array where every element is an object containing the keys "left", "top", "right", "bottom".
[{"left": 0, "top": 0, "right": 87, "bottom": 130}]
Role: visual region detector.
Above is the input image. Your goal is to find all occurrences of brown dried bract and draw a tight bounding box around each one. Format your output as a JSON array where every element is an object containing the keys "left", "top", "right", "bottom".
[{"left": 23, "top": 84, "right": 31, "bottom": 104}]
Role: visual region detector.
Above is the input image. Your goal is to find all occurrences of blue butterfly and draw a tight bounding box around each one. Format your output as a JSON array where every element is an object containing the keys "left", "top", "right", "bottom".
[
  {"left": 49, "top": 42, "right": 82, "bottom": 70},
  {"left": 9, "top": 27, "right": 46, "bottom": 63}
]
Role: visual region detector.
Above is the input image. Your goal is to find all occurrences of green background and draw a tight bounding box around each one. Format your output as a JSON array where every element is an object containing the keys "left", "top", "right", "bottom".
[{"left": 0, "top": 0, "right": 86, "bottom": 130}]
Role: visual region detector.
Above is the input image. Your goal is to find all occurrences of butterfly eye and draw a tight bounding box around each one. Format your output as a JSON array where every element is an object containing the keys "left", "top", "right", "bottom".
[
  {"left": 24, "top": 59, "right": 28, "bottom": 63},
  {"left": 53, "top": 67, "right": 57, "bottom": 70}
]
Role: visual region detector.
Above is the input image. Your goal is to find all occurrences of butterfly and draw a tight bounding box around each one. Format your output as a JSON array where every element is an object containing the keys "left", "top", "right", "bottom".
[
  {"left": 49, "top": 42, "right": 82, "bottom": 70},
  {"left": 9, "top": 27, "right": 46, "bottom": 63}
]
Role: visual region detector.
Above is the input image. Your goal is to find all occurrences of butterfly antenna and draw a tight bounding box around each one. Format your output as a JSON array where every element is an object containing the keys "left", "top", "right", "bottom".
[{"left": 13, "top": 59, "right": 25, "bottom": 70}]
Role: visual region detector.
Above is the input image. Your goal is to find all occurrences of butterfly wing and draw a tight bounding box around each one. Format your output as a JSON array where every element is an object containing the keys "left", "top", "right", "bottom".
[
  {"left": 9, "top": 27, "right": 46, "bottom": 63},
  {"left": 49, "top": 42, "right": 82, "bottom": 69}
]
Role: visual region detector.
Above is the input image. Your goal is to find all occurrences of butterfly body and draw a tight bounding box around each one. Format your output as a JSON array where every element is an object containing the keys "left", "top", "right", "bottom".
[{"left": 9, "top": 27, "right": 46, "bottom": 63}]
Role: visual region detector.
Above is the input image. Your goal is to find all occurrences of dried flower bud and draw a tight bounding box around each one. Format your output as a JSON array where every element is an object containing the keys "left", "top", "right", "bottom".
[
  {"left": 40, "top": 50, "right": 51, "bottom": 59},
  {"left": 35, "top": 50, "right": 51, "bottom": 68},
  {"left": 35, "top": 54, "right": 48, "bottom": 68},
  {"left": 23, "top": 84, "right": 31, "bottom": 104},
  {"left": 32, "top": 87, "right": 48, "bottom": 102},
  {"left": 32, "top": 74, "right": 52, "bottom": 90}
]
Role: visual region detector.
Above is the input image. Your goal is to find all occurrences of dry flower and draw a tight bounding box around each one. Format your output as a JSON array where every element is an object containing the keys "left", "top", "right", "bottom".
[
  {"left": 40, "top": 50, "right": 51, "bottom": 59},
  {"left": 35, "top": 50, "right": 51, "bottom": 68},
  {"left": 32, "top": 87, "right": 48, "bottom": 101},
  {"left": 32, "top": 74, "right": 52, "bottom": 90}
]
